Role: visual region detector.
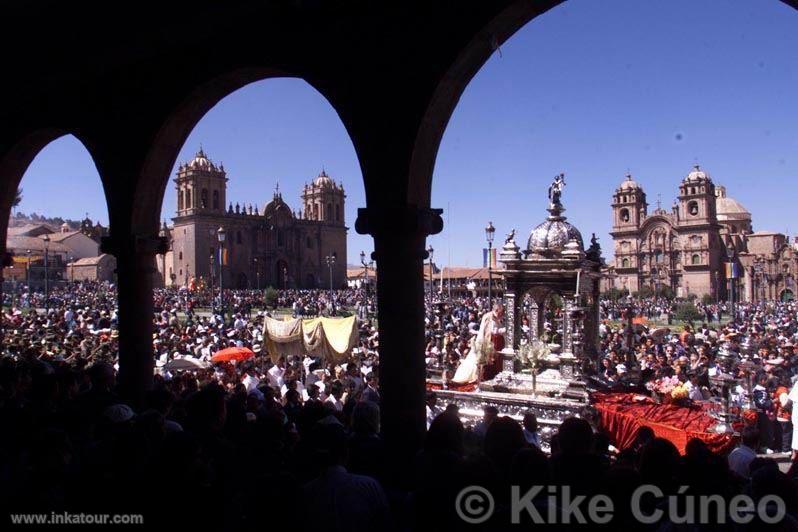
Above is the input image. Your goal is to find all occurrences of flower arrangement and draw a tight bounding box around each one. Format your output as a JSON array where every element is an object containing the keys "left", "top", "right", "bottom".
[
  {"left": 645, "top": 375, "right": 680, "bottom": 396},
  {"left": 519, "top": 339, "right": 550, "bottom": 368},
  {"left": 670, "top": 384, "right": 689, "bottom": 401}
]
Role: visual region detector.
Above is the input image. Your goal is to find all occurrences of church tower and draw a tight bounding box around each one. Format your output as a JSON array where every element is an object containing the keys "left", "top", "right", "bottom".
[
  {"left": 172, "top": 148, "right": 228, "bottom": 286},
  {"left": 174, "top": 148, "right": 228, "bottom": 216},
  {"left": 610, "top": 173, "right": 647, "bottom": 293},
  {"left": 612, "top": 173, "right": 647, "bottom": 231},
  {"left": 301, "top": 170, "right": 345, "bottom": 225},
  {"left": 676, "top": 165, "right": 722, "bottom": 297}
]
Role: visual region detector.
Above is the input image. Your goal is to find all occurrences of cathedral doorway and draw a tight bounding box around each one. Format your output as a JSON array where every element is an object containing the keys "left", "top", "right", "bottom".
[
  {"left": 237, "top": 272, "right": 248, "bottom": 289},
  {"left": 275, "top": 260, "right": 289, "bottom": 290},
  {"left": 305, "top": 273, "right": 317, "bottom": 288},
  {"left": 780, "top": 289, "right": 794, "bottom": 302}
]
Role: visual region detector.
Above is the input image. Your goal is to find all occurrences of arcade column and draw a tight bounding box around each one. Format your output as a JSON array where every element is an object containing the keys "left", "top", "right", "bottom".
[
  {"left": 103, "top": 233, "right": 168, "bottom": 405},
  {"left": 356, "top": 205, "right": 442, "bottom": 467}
]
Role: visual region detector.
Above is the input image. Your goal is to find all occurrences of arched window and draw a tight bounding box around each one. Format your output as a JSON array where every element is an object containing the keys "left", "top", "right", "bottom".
[
  {"left": 691, "top": 254, "right": 700, "bottom": 265},
  {"left": 327, "top": 203, "right": 332, "bottom": 221},
  {"left": 688, "top": 201, "right": 699, "bottom": 216},
  {"left": 213, "top": 190, "right": 220, "bottom": 210},
  {"left": 335, "top": 204, "right": 340, "bottom": 222},
  {"left": 620, "top": 208, "right": 630, "bottom": 223},
  {"left": 201, "top": 188, "right": 208, "bottom": 208},
  {"left": 621, "top": 258, "right": 630, "bottom": 268},
  {"left": 186, "top": 189, "right": 192, "bottom": 209},
  {"left": 654, "top": 250, "right": 663, "bottom": 263},
  {"left": 178, "top": 190, "right": 183, "bottom": 211},
  {"left": 179, "top": 251, "right": 183, "bottom": 260}
]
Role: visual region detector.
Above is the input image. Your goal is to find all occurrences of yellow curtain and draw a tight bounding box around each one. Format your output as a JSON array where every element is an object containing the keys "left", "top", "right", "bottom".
[{"left": 262, "top": 315, "right": 357, "bottom": 363}]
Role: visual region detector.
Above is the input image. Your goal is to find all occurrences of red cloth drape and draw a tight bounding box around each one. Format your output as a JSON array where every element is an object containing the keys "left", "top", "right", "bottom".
[
  {"left": 426, "top": 381, "right": 477, "bottom": 393},
  {"left": 592, "top": 392, "right": 738, "bottom": 455}
]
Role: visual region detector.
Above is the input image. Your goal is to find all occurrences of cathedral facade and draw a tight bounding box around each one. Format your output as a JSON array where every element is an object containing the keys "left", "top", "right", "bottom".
[
  {"left": 157, "top": 149, "right": 347, "bottom": 290},
  {"left": 605, "top": 165, "right": 798, "bottom": 302}
]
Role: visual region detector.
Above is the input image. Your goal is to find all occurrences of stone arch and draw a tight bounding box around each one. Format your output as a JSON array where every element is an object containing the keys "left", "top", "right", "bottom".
[
  {"left": 0, "top": 130, "right": 109, "bottom": 252},
  {"left": 407, "top": 0, "right": 798, "bottom": 207},
  {"left": 132, "top": 67, "right": 363, "bottom": 235}
]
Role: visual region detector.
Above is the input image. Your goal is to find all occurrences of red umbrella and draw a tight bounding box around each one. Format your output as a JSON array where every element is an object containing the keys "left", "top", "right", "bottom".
[{"left": 211, "top": 347, "right": 254, "bottom": 363}]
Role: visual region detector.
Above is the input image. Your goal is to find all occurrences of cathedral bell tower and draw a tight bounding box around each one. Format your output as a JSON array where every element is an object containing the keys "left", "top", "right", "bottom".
[
  {"left": 610, "top": 173, "right": 647, "bottom": 293},
  {"left": 677, "top": 165, "right": 721, "bottom": 297},
  {"left": 678, "top": 165, "right": 717, "bottom": 227},
  {"left": 612, "top": 173, "right": 647, "bottom": 232},
  {"left": 174, "top": 148, "right": 228, "bottom": 217}
]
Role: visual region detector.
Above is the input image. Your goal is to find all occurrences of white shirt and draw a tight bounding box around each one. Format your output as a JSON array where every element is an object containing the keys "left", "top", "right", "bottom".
[{"left": 267, "top": 365, "right": 285, "bottom": 388}]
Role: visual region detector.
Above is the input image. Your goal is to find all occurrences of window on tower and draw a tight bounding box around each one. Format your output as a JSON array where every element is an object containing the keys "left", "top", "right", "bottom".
[
  {"left": 620, "top": 208, "right": 630, "bottom": 223},
  {"left": 335, "top": 204, "right": 340, "bottom": 222},
  {"left": 213, "top": 190, "right": 219, "bottom": 210},
  {"left": 621, "top": 258, "right": 630, "bottom": 268},
  {"left": 688, "top": 201, "right": 699, "bottom": 216},
  {"left": 201, "top": 188, "right": 208, "bottom": 208},
  {"left": 691, "top": 254, "right": 701, "bottom": 265},
  {"left": 327, "top": 203, "right": 332, "bottom": 221}
]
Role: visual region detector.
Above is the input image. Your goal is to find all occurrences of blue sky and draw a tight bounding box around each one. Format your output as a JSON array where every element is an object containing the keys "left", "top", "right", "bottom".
[{"left": 17, "top": 0, "right": 798, "bottom": 266}]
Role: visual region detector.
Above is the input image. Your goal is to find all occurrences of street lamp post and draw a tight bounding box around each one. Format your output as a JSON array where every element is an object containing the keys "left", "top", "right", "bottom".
[
  {"left": 485, "top": 221, "right": 495, "bottom": 307},
  {"left": 325, "top": 254, "right": 336, "bottom": 314},
  {"left": 42, "top": 234, "right": 50, "bottom": 311},
  {"left": 360, "top": 250, "right": 370, "bottom": 293},
  {"left": 217, "top": 227, "right": 226, "bottom": 319},
  {"left": 426, "top": 245, "right": 434, "bottom": 304},
  {"left": 209, "top": 251, "right": 215, "bottom": 314},
  {"left": 254, "top": 257, "right": 260, "bottom": 290},
  {"left": 25, "top": 248, "right": 31, "bottom": 291},
  {"left": 69, "top": 255, "right": 74, "bottom": 283},
  {"left": 726, "top": 247, "right": 736, "bottom": 321}
]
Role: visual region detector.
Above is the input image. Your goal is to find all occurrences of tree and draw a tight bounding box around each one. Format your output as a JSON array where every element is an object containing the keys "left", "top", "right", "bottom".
[
  {"left": 675, "top": 302, "right": 703, "bottom": 327},
  {"left": 13, "top": 187, "right": 22, "bottom": 208},
  {"left": 636, "top": 285, "right": 655, "bottom": 299},
  {"left": 263, "top": 286, "right": 278, "bottom": 308},
  {"left": 657, "top": 285, "right": 675, "bottom": 300},
  {"left": 603, "top": 287, "right": 629, "bottom": 301},
  {"left": 701, "top": 293, "right": 715, "bottom": 305}
]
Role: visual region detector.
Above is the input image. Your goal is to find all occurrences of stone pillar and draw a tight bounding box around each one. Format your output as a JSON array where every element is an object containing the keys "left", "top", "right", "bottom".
[
  {"left": 355, "top": 206, "right": 442, "bottom": 468},
  {"left": 529, "top": 299, "right": 544, "bottom": 341},
  {"left": 504, "top": 289, "right": 518, "bottom": 350},
  {"left": 103, "top": 233, "right": 168, "bottom": 406}
]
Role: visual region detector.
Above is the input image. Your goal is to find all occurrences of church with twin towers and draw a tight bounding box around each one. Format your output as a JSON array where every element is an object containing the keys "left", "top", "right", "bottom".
[
  {"left": 605, "top": 164, "right": 798, "bottom": 302},
  {"left": 156, "top": 148, "right": 347, "bottom": 289}
]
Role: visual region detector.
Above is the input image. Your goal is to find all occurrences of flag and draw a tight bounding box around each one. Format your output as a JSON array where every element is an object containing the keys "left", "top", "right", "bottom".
[
  {"left": 220, "top": 247, "right": 229, "bottom": 266},
  {"left": 725, "top": 262, "right": 741, "bottom": 279},
  {"left": 483, "top": 248, "right": 498, "bottom": 268}
]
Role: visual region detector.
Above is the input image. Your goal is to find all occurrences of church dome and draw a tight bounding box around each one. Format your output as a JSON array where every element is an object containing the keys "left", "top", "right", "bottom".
[
  {"left": 618, "top": 173, "right": 641, "bottom": 191},
  {"left": 684, "top": 164, "right": 711, "bottom": 183},
  {"left": 313, "top": 169, "right": 334, "bottom": 188},
  {"left": 187, "top": 148, "right": 217, "bottom": 171},
  {"left": 715, "top": 186, "right": 751, "bottom": 222},
  {"left": 527, "top": 216, "right": 584, "bottom": 257}
]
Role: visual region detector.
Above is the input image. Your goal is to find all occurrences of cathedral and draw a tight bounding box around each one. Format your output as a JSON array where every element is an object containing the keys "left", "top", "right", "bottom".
[
  {"left": 156, "top": 149, "right": 347, "bottom": 289},
  {"left": 605, "top": 165, "right": 798, "bottom": 302}
]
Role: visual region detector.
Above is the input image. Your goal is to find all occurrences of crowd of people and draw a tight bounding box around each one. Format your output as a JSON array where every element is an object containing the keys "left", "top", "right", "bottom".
[{"left": 1, "top": 282, "right": 797, "bottom": 529}]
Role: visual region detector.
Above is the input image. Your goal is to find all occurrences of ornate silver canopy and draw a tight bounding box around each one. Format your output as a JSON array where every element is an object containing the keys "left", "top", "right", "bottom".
[{"left": 527, "top": 174, "right": 584, "bottom": 257}]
